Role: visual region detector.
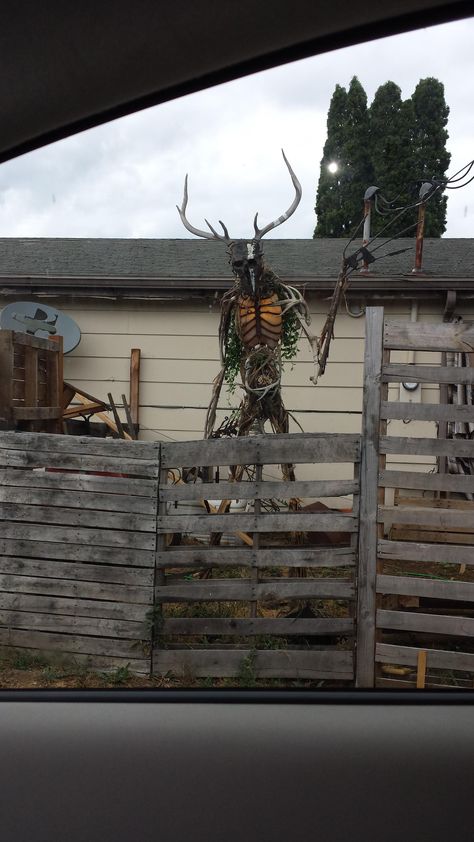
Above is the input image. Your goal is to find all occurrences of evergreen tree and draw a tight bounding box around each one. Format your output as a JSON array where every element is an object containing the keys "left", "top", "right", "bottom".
[
  {"left": 314, "top": 77, "right": 373, "bottom": 237},
  {"left": 411, "top": 77, "right": 450, "bottom": 236},
  {"left": 314, "top": 76, "right": 451, "bottom": 238},
  {"left": 369, "top": 82, "right": 416, "bottom": 236}
]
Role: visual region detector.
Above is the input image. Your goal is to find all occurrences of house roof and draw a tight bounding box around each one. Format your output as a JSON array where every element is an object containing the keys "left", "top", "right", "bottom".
[{"left": 0, "top": 237, "right": 472, "bottom": 299}]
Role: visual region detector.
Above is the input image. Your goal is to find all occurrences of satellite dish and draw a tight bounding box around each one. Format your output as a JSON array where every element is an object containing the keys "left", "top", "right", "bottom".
[{"left": 0, "top": 301, "right": 81, "bottom": 353}]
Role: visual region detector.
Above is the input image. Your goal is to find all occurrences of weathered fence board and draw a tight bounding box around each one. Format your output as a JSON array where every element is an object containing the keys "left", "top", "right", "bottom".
[
  {"left": 382, "top": 364, "right": 474, "bottom": 384},
  {"left": 160, "top": 478, "right": 358, "bottom": 502},
  {"left": 0, "top": 431, "right": 158, "bottom": 460},
  {"left": 0, "top": 502, "right": 156, "bottom": 532},
  {"left": 376, "top": 643, "right": 474, "bottom": 674},
  {"left": 377, "top": 574, "right": 474, "bottom": 602},
  {"left": 160, "top": 433, "right": 360, "bottom": 468},
  {"left": 0, "top": 468, "right": 158, "bottom": 497},
  {"left": 0, "top": 521, "right": 156, "bottom": 550},
  {"left": 0, "top": 485, "right": 157, "bottom": 515},
  {"left": 383, "top": 320, "right": 474, "bottom": 352},
  {"left": 161, "top": 618, "right": 354, "bottom": 636},
  {"left": 378, "top": 539, "right": 474, "bottom": 565},
  {"left": 380, "top": 470, "right": 474, "bottom": 493},
  {"left": 155, "top": 578, "right": 354, "bottom": 602},
  {"left": 356, "top": 307, "right": 383, "bottom": 688},
  {"left": 0, "top": 448, "right": 158, "bottom": 477},
  {"left": 379, "top": 505, "right": 474, "bottom": 530},
  {"left": 380, "top": 436, "right": 474, "bottom": 458},
  {"left": 0, "top": 540, "right": 155, "bottom": 571},
  {"left": 0, "top": 573, "right": 152, "bottom": 604},
  {"left": 158, "top": 511, "right": 357, "bottom": 535},
  {"left": 157, "top": 546, "right": 355, "bottom": 568},
  {"left": 378, "top": 610, "right": 474, "bottom": 637},
  {"left": 380, "top": 400, "right": 474, "bottom": 423},
  {"left": 152, "top": 648, "right": 354, "bottom": 680}
]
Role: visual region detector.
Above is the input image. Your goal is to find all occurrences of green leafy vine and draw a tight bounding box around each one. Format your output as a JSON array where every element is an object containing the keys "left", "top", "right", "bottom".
[{"left": 223, "top": 306, "right": 301, "bottom": 393}]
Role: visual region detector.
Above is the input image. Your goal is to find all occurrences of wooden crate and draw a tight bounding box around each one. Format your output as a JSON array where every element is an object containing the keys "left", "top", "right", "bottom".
[{"left": 0, "top": 330, "right": 63, "bottom": 432}]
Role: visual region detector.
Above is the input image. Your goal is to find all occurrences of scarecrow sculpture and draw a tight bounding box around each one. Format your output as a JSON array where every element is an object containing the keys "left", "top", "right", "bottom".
[{"left": 177, "top": 150, "right": 319, "bottom": 451}]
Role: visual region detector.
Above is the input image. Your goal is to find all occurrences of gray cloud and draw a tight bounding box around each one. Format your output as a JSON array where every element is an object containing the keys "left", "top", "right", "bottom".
[{"left": 0, "top": 18, "right": 472, "bottom": 241}]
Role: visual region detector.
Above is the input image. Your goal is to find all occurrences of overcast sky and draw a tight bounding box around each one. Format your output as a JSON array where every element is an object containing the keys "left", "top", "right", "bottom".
[{"left": 0, "top": 17, "right": 472, "bottom": 241}]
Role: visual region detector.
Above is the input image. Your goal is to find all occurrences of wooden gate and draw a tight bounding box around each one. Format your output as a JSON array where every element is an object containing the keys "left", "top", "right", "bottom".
[
  {"left": 154, "top": 434, "right": 360, "bottom": 683},
  {"left": 360, "top": 308, "right": 474, "bottom": 688}
]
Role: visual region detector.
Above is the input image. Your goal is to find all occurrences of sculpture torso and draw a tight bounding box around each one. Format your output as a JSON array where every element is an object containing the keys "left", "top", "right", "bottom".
[{"left": 236, "top": 292, "right": 282, "bottom": 350}]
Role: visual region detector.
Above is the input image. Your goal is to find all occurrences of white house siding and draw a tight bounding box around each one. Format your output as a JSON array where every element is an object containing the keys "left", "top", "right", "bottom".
[{"left": 44, "top": 295, "right": 473, "bottom": 504}]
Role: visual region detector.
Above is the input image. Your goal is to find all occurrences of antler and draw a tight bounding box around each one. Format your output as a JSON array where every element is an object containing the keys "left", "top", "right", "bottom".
[
  {"left": 176, "top": 175, "right": 231, "bottom": 242},
  {"left": 253, "top": 149, "right": 302, "bottom": 240}
]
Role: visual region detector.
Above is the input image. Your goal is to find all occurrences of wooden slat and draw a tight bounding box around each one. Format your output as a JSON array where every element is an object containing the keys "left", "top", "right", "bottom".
[
  {"left": 376, "top": 643, "right": 474, "bottom": 673},
  {"left": 130, "top": 348, "right": 141, "bottom": 431},
  {"left": 0, "top": 626, "right": 147, "bottom": 660},
  {"left": 382, "top": 364, "right": 474, "bottom": 384},
  {"left": 11, "top": 332, "right": 58, "bottom": 352},
  {"left": 377, "top": 609, "right": 474, "bottom": 637},
  {"left": 377, "top": 574, "right": 474, "bottom": 602},
  {"left": 158, "top": 511, "right": 357, "bottom": 534},
  {"left": 380, "top": 470, "right": 474, "bottom": 494},
  {"left": 379, "top": 505, "right": 474, "bottom": 531},
  {"left": 160, "top": 478, "right": 358, "bottom": 502},
  {"left": 0, "top": 532, "right": 155, "bottom": 569},
  {"left": 0, "top": 485, "right": 157, "bottom": 515},
  {"left": 0, "top": 521, "right": 155, "bottom": 550},
  {"left": 380, "top": 435, "right": 474, "bottom": 458},
  {"left": 381, "top": 400, "right": 474, "bottom": 423},
  {"left": 13, "top": 406, "right": 60, "bottom": 421},
  {"left": 0, "top": 636, "right": 149, "bottom": 673},
  {"left": 356, "top": 306, "right": 383, "bottom": 688},
  {"left": 156, "top": 578, "right": 354, "bottom": 601},
  {"left": 0, "top": 609, "right": 146, "bottom": 639},
  {"left": 0, "top": 502, "right": 156, "bottom": 533},
  {"left": 157, "top": 546, "right": 356, "bottom": 568},
  {"left": 387, "top": 527, "right": 474, "bottom": 546},
  {"left": 0, "top": 447, "right": 158, "bottom": 477},
  {"left": 23, "top": 346, "right": 38, "bottom": 407},
  {"left": 0, "top": 553, "right": 153, "bottom": 585},
  {"left": 0, "top": 573, "right": 152, "bottom": 604},
  {"left": 0, "top": 430, "right": 157, "bottom": 460},
  {"left": 152, "top": 648, "right": 354, "bottom": 679},
  {"left": 0, "top": 467, "right": 158, "bottom": 497},
  {"left": 161, "top": 433, "right": 360, "bottom": 468},
  {"left": 161, "top": 618, "right": 354, "bottom": 636},
  {"left": 378, "top": 539, "right": 474, "bottom": 566},
  {"left": 0, "top": 591, "right": 150, "bottom": 622},
  {"left": 383, "top": 320, "right": 474, "bottom": 352},
  {"left": 394, "top": 497, "right": 474, "bottom": 511}
]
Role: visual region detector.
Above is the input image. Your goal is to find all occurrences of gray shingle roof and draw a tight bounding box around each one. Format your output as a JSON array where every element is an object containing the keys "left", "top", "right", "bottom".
[{"left": 0, "top": 237, "right": 472, "bottom": 280}]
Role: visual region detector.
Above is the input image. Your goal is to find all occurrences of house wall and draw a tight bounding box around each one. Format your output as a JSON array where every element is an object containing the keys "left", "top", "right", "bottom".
[{"left": 46, "top": 294, "right": 474, "bottom": 501}]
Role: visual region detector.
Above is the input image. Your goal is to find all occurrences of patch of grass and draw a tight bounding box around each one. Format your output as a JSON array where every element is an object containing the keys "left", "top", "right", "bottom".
[
  {"left": 237, "top": 649, "right": 257, "bottom": 687},
  {"left": 101, "top": 664, "right": 133, "bottom": 686},
  {"left": 8, "top": 650, "right": 48, "bottom": 671}
]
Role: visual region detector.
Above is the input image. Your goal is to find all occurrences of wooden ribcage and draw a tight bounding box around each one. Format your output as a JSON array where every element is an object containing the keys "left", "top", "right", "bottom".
[{"left": 236, "top": 293, "right": 282, "bottom": 350}]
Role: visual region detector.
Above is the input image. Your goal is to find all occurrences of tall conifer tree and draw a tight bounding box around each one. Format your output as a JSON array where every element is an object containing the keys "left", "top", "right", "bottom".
[
  {"left": 411, "top": 77, "right": 450, "bottom": 236},
  {"left": 314, "top": 76, "right": 450, "bottom": 238},
  {"left": 314, "top": 77, "right": 373, "bottom": 237}
]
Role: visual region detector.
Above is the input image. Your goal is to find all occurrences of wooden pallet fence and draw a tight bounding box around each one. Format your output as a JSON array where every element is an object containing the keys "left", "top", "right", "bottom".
[
  {"left": 0, "top": 330, "right": 63, "bottom": 432},
  {"left": 0, "top": 431, "right": 158, "bottom": 673},
  {"left": 366, "top": 308, "right": 474, "bottom": 688},
  {"left": 153, "top": 433, "right": 360, "bottom": 682}
]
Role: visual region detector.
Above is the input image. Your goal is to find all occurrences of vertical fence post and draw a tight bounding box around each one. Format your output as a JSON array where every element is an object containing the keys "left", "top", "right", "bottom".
[
  {"left": 151, "top": 441, "right": 164, "bottom": 678},
  {"left": 356, "top": 307, "right": 384, "bottom": 687}
]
